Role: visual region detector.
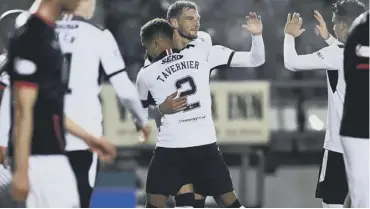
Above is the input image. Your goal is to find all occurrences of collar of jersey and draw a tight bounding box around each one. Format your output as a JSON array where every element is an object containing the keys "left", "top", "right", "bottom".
[{"left": 152, "top": 44, "right": 195, "bottom": 62}]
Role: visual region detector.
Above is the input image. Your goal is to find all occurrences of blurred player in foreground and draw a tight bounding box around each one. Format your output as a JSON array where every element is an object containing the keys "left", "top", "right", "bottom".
[
  {"left": 56, "top": 0, "right": 151, "bottom": 206},
  {"left": 137, "top": 10, "right": 264, "bottom": 207},
  {"left": 2, "top": 0, "right": 116, "bottom": 207},
  {"left": 283, "top": 0, "right": 365, "bottom": 207},
  {"left": 340, "top": 10, "right": 369, "bottom": 208},
  {"left": 0, "top": 9, "right": 30, "bottom": 207}
]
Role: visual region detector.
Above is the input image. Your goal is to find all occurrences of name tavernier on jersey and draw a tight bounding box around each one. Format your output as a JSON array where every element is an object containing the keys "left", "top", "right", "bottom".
[
  {"left": 156, "top": 54, "right": 199, "bottom": 82},
  {"left": 137, "top": 34, "right": 229, "bottom": 148}
]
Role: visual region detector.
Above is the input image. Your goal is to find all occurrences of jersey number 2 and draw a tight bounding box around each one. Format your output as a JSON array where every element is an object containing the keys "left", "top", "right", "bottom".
[
  {"left": 175, "top": 76, "right": 200, "bottom": 112},
  {"left": 62, "top": 53, "right": 73, "bottom": 93}
]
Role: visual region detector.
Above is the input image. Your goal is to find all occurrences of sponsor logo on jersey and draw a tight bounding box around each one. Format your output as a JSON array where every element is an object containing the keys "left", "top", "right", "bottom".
[
  {"left": 317, "top": 51, "right": 324, "bottom": 59},
  {"left": 161, "top": 54, "right": 184, "bottom": 64}
]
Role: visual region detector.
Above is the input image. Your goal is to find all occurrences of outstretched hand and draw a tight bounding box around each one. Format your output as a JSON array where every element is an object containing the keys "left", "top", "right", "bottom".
[
  {"left": 284, "top": 12, "right": 305, "bottom": 38},
  {"left": 314, "top": 10, "right": 330, "bottom": 40},
  {"left": 242, "top": 12, "right": 263, "bottom": 35}
]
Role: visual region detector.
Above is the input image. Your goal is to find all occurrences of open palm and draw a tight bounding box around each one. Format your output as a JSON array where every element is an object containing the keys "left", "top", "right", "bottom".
[{"left": 243, "top": 12, "right": 263, "bottom": 35}]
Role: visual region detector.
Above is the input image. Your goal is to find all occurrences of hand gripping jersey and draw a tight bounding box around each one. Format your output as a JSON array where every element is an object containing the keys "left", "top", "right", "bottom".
[
  {"left": 136, "top": 41, "right": 235, "bottom": 148},
  {"left": 284, "top": 34, "right": 346, "bottom": 153}
]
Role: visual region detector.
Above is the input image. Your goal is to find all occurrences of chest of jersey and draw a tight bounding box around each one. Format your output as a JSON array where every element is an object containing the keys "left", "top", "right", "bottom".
[{"left": 146, "top": 48, "right": 211, "bottom": 107}]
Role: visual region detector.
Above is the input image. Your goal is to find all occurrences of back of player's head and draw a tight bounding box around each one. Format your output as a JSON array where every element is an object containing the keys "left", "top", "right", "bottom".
[
  {"left": 0, "top": 10, "right": 27, "bottom": 52},
  {"left": 166, "top": 1, "right": 198, "bottom": 21},
  {"left": 140, "top": 18, "right": 174, "bottom": 45},
  {"left": 332, "top": 0, "right": 366, "bottom": 25}
]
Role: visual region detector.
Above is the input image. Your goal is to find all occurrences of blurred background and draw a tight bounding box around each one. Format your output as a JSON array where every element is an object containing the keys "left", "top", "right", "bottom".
[{"left": 1, "top": 0, "right": 368, "bottom": 208}]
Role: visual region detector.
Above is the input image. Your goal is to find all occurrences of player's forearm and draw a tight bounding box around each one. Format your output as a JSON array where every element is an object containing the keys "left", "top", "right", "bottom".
[
  {"left": 110, "top": 73, "right": 148, "bottom": 128},
  {"left": 230, "top": 35, "right": 265, "bottom": 67},
  {"left": 284, "top": 34, "right": 325, "bottom": 71},
  {"left": 64, "top": 116, "right": 96, "bottom": 143},
  {"left": 14, "top": 106, "right": 33, "bottom": 172},
  {"left": 0, "top": 88, "right": 11, "bottom": 147},
  {"left": 148, "top": 105, "right": 163, "bottom": 119}
]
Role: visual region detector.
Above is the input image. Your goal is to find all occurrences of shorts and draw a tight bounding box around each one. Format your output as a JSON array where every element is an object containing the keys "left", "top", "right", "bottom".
[
  {"left": 146, "top": 143, "right": 233, "bottom": 197},
  {"left": 315, "top": 149, "right": 348, "bottom": 205},
  {"left": 25, "top": 155, "right": 80, "bottom": 207},
  {"left": 67, "top": 150, "right": 99, "bottom": 208},
  {"left": 341, "top": 136, "right": 369, "bottom": 208}
]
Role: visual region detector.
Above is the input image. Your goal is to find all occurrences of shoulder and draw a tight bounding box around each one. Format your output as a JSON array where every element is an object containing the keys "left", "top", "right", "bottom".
[
  {"left": 136, "top": 67, "right": 149, "bottom": 83},
  {"left": 317, "top": 45, "right": 342, "bottom": 58},
  {"left": 349, "top": 11, "right": 369, "bottom": 33},
  {"left": 196, "top": 31, "right": 212, "bottom": 46}
]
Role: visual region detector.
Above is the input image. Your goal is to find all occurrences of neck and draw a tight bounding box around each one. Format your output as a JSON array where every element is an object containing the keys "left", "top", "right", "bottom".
[
  {"left": 153, "top": 44, "right": 174, "bottom": 58},
  {"left": 73, "top": 5, "right": 91, "bottom": 19},
  {"left": 73, "top": 10, "right": 89, "bottom": 19},
  {"left": 34, "top": 0, "right": 61, "bottom": 25},
  {"left": 173, "top": 30, "right": 192, "bottom": 50}
]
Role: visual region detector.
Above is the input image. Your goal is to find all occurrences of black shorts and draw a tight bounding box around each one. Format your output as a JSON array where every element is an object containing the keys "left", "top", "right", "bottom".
[
  {"left": 67, "top": 150, "right": 99, "bottom": 207},
  {"left": 146, "top": 143, "right": 233, "bottom": 197},
  {"left": 315, "top": 149, "right": 348, "bottom": 204}
]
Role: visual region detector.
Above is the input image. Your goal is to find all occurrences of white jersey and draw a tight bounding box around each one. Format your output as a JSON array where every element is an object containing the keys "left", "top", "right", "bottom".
[
  {"left": 284, "top": 34, "right": 345, "bottom": 153},
  {"left": 56, "top": 16, "right": 121, "bottom": 150},
  {"left": 137, "top": 41, "right": 236, "bottom": 148},
  {"left": 57, "top": 15, "right": 147, "bottom": 151}
]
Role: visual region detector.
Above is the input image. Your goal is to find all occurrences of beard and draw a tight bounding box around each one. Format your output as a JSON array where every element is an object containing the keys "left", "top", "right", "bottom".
[{"left": 177, "top": 27, "right": 198, "bottom": 40}]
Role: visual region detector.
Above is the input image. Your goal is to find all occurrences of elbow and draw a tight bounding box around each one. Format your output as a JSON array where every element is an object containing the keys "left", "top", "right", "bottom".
[
  {"left": 251, "top": 53, "right": 265, "bottom": 67},
  {"left": 283, "top": 61, "right": 297, "bottom": 72}
]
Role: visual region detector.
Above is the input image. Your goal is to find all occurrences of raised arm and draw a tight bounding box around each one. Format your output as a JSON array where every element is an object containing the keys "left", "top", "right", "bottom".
[
  {"left": 208, "top": 13, "right": 265, "bottom": 69},
  {"left": 100, "top": 29, "right": 148, "bottom": 128},
  {"left": 284, "top": 13, "right": 340, "bottom": 71}
]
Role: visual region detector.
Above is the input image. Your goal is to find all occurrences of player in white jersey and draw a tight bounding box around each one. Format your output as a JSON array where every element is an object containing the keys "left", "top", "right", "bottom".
[
  {"left": 142, "top": 2, "right": 264, "bottom": 207},
  {"left": 283, "top": 1, "right": 366, "bottom": 207},
  {"left": 55, "top": 0, "right": 151, "bottom": 207},
  {"left": 137, "top": 12, "right": 264, "bottom": 207}
]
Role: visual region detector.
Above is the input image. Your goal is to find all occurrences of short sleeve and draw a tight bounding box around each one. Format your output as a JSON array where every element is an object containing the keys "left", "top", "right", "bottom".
[
  {"left": 207, "top": 45, "right": 235, "bottom": 69},
  {"left": 8, "top": 40, "right": 40, "bottom": 86},
  {"left": 100, "top": 29, "right": 126, "bottom": 77},
  {"left": 136, "top": 70, "right": 153, "bottom": 108}
]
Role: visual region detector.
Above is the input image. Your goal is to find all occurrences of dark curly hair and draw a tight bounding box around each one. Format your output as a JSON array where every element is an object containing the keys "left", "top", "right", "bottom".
[
  {"left": 140, "top": 18, "right": 173, "bottom": 44},
  {"left": 332, "top": 0, "right": 366, "bottom": 25}
]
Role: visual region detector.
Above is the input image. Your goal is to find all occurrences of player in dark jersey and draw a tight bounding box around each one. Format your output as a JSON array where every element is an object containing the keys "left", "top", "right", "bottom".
[
  {"left": 340, "top": 11, "right": 369, "bottom": 208},
  {"left": 5, "top": 0, "right": 116, "bottom": 207}
]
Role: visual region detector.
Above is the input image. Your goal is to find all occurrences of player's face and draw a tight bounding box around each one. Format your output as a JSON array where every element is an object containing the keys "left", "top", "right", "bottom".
[
  {"left": 60, "top": 0, "right": 81, "bottom": 12},
  {"left": 332, "top": 13, "right": 348, "bottom": 42},
  {"left": 142, "top": 39, "right": 158, "bottom": 59},
  {"left": 174, "top": 8, "right": 200, "bottom": 40}
]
